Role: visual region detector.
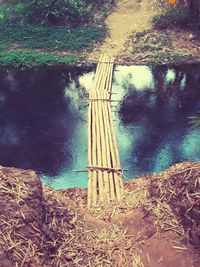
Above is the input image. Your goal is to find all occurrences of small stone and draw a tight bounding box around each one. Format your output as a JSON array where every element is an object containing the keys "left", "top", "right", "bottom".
[{"left": 189, "top": 33, "right": 196, "bottom": 40}]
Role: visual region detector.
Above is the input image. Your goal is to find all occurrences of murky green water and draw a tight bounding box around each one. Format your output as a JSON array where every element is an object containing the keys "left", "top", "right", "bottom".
[{"left": 0, "top": 64, "right": 199, "bottom": 188}]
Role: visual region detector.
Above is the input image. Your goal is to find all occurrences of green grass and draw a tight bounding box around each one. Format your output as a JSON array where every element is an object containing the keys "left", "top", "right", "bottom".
[
  {"left": 0, "top": 50, "right": 83, "bottom": 68},
  {"left": 0, "top": 22, "right": 105, "bottom": 67},
  {"left": 0, "top": 23, "right": 105, "bottom": 52},
  {"left": 0, "top": 1, "right": 109, "bottom": 68},
  {"left": 0, "top": 5, "right": 4, "bottom": 20}
]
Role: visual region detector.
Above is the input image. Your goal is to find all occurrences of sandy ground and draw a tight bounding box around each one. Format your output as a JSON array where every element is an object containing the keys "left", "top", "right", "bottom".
[
  {"left": 100, "top": 0, "right": 154, "bottom": 57},
  {"left": 90, "top": 0, "right": 154, "bottom": 60}
]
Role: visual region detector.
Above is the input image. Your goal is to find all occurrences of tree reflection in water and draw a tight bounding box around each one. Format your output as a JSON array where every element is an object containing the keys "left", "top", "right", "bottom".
[
  {"left": 0, "top": 68, "right": 88, "bottom": 178},
  {"left": 117, "top": 65, "right": 200, "bottom": 177}
]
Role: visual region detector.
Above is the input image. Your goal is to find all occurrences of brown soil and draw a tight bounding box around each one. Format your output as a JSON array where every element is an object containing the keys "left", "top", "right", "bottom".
[
  {"left": 0, "top": 162, "right": 200, "bottom": 266},
  {"left": 115, "top": 210, "right": 198, "bottom": 267}
]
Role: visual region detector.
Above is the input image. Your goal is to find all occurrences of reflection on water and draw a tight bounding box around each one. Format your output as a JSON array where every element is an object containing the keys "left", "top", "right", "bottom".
[
  {"left": 116, "top": 65, "right": 200, "bottom": 178},
  {"left": 0, "top": 65, "right": 199, "bottom": 188},
  {"left": 0, "top": 68, "right": 89, "bottom": 188}
]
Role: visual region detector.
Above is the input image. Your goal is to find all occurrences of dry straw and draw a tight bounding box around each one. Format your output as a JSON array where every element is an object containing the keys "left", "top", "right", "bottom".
[{"left": 0, "top": 162, "right": 199, "bottom": 266}]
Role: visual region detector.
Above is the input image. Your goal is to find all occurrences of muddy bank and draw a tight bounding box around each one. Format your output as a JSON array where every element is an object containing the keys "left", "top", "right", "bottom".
[{"left": 0, "top": 163, "right": 199, "bottom": 266}]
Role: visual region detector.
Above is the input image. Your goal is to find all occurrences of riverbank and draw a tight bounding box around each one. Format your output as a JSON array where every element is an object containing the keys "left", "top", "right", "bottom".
[
  {"left": 89, "top": 0, "right": 200, "bottom": 66},
  {"left": 0, "top": 162, "right": 199, "bottom": 266},
  {"left": 0, "top": 0, "right": 109, "bottom": 68},
  {"left": 0, "top": 0, "right": 200, "bottom": 68},
  {"left": 0, "top": 23, "right": 104, "bottom": 68},
  {"left": 120, "top": 28, "right": 200, "bottom": 66}
]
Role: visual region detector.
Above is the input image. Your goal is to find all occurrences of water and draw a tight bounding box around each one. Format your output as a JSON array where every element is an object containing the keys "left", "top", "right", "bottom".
[{"left": 0, "top": 65, "right": 199, "bottom": 188}]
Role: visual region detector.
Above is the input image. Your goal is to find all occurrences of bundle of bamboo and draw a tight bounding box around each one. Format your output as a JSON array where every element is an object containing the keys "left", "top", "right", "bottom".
[{"left": 87, "top": 55, "right": 124, "bottom": 207}]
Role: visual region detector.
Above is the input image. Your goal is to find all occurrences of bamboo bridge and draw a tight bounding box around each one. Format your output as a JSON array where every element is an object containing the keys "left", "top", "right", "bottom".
[{"left": 87, "top": 55, "right": 124, "bottom": 207}]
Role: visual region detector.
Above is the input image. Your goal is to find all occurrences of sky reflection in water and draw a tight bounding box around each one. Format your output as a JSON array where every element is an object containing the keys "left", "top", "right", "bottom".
[{"left": 0, "top": 65, "right": 199, "bottom": 188}]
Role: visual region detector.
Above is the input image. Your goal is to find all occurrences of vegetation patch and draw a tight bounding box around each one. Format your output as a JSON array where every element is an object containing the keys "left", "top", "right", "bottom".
[
  {"left": 131, "top": 30, "right": 172, "bottom": 53},
  {"left": 153, "top": 6, "right": 191, "bottom": 29},
  {"left": 0, "top": 0, "right": 114, "bottom": 67},
  {"left": 125, "top": 30, "right": 199, "bottom": 65},
  {"left": 0, "top": 50, "right": 83, "bottom": 68},
  {"left": 152, "top": 2, "right": 200, "bottom": 31},
  {"left": 1, "top": 0, "right": 115, "bottom": 26},
  {"left": 0, "top": 23, "right": 105, "bottom": 52},
  {"left": 0, "top": 22, "right": 105, "bottom": 67}
]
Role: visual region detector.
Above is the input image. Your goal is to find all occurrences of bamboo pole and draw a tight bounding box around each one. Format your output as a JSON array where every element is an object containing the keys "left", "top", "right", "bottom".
[
  {"left": 99, "top": 55, "right": 109, "bottom": 92},
  {"left": 98, "top": 56, "right": 111, "bottom": 202},
  {"left": 94, "top": 55, "right": 108, "bottom": 201},
  {"left": 103, "top": 56, "right": 122, "bottom": 201},
  {"left": 107, "top": 102, "right": 124, "bottom": 198},
  {"left": 87, "top": 54, "right": 123, "bottom": 205},
  {"left": 95, "top": 55, "right": 106, "bottom": 91},
  {"left": 102, "top": 57, "right": 116, "bottom": 200},
  {"left": 91, "top": 90, "right": 98, "bottom": 206},
  {"left": 76, "top": 168, "right": 127, "bottom": 173},
  {"left": 102, "top": 55, "right": 110, "bottom": 91},
  {"left": 101, "top": 91, "right": 115, "bottom": 200},
  {"left": 87, "top": 91, "right": 92, "bottom": 207},
  {"left": 101, "top": 55, "right": 111, "bottom": 91},
  {"left": 104, "top": 96, "right": 121, "bottom": 201},
  {"left": 100, "top": 55, "right": 120, "bottom": 201},
  {"left": 107, "top": 56, "right": 115, "bottom": 97},
  {"left": 93, "top": 55, "right": 103, "bottom": 90},
  {"left": 103, "top": 56, "right": 120, "bottom": 200},
  {"left": 92, "top": 58, "right": 106, "bottom": 203},
  {"left": 94, "top": 90, "right": 104, "bottom": 202},
  {"left": 97, "top": 90, "right": 110, "bottom": 202},
  {"left": 107, "top": 56, "right": 124, "bottom": 196}
]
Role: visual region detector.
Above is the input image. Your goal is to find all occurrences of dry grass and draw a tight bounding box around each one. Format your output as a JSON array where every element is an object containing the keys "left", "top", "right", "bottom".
[
  {"left": 43, "top": 187, "right": 144, "bottom": 267},
  {"left": 0, "top": 172, "right": 144, "bottom": 267},
  {"left": 0, "top": 162, "right": 199, "bottom": 266},
  {"left": 145, "top": 162, "right": 200, "bottom": 246},
  {"left": 88, "top": 178, "right": 148, "bottom": 221},
  {"left": 131, "top": 253, "right": 144, "bottom": 267}
]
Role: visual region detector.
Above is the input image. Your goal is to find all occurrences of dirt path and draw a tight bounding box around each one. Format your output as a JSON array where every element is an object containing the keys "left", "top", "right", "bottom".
[
  {"left": 88, "top": 0, "right": 200, "bottom": 65},
  {"left": 98, "top": 0, "right": 154, "bottom": 58}
]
